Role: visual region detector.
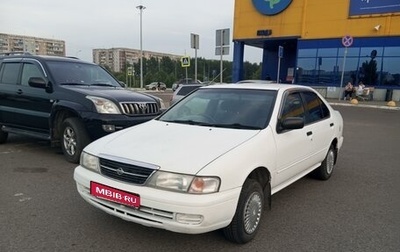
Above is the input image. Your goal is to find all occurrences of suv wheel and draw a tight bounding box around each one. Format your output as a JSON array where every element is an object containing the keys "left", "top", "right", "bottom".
[
  {"left": 61, "top": 118, "right": 91, "bottom": 163},
  {"left": 0, "top": 127, "right": 8, "bottom": 144},
  {"left": 223, "top": 179, "right": 264, "bottom": 244}
]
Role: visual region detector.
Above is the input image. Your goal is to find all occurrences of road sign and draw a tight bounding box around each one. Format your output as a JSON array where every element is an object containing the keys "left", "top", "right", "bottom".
[
  {"left": 216, "top": 28, "right": 230, "bottom": 47},
  {"left": 278, "top": 46, "right": 284, "bottom": 58},
  {"left": 181, "top": 56, "right": 190, "bottom": 67},
  {"left": 342, "top": 35, "right": 353, "bottom": 47},
  {"left": 190, "top": 33, "right": 199, "bottom": 49},
  {"left": 127, "top": 66, "right": 133, "bottom": 76}
]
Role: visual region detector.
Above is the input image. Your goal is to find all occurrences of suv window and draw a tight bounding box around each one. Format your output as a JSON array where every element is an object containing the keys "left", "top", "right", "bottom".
[
  {"left": 0, "top": 62, "right": 20, "bottom": 84},
  {"left": 21, "top": 63, "right": 45, "bottom": 86}
]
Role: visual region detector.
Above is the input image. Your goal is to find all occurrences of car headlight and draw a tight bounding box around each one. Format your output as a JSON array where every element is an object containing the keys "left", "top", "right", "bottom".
[
  {"left": 86, "top": 96, "right": 121, "bottom": 114},
  {"left": 80, "top": 151, "right": 100, "bottom": 172},
  {"left": 156, "top": 97, "right": 166, "bottom": 110},
  {"left": 148, "top": 171, "right": 220, "bottom": 194}
]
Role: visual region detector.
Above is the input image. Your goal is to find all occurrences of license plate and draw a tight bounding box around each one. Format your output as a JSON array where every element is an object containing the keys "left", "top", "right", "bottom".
[{"left": 90, "top": 181, "right": 140, "bottom": 208}]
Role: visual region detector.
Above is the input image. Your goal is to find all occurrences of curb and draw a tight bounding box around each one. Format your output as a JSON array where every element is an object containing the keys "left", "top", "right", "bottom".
[{"left": 329, "top": 102, "right": 400, "bottom": 110}]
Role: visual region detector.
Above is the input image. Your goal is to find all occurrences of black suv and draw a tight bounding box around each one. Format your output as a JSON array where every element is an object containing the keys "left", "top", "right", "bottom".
[{"left": 0, "top": 54, "right": 164, "bottom": 163}]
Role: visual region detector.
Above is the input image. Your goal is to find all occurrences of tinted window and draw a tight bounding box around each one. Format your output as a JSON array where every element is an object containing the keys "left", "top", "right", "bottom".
[
  {"left": 281, "top": 93, "right": 305, "bottom": 120},
  {"left": 21, "top": 63, "right": 45, "bottom": 86},
  {"left": 302, "top": 91, "right": 330, "bottom": 124},
  {"left": 46, "top": 61, "right": 120, "bottom": 86},
  {"left": 0, "top": 62, "right": 20, "bottom": 84}
]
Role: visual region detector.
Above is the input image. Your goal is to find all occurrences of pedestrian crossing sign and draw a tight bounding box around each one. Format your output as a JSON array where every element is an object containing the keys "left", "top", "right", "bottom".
[{"left": 181, "top": 56, "right": 190, "bottom": 67}]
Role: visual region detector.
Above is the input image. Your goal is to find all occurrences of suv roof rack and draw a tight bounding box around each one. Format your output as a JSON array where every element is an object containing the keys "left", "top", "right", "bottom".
[{"left": 0, "top": 51, "right": 32, "bottom": 56}]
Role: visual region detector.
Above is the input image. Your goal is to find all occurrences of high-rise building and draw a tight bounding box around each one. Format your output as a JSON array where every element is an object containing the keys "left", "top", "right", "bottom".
[
  {"left": 0, "top": 33, "right": 65, "bottom": 56},
  {"left": 93, "top": 48, "right": 182, "bottom": 73}
]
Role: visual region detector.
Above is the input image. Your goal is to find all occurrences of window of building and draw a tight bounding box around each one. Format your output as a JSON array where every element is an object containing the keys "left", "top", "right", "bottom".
[
  {"left": 383, "top": 46, "right": 400, "bottom": 56},
  {"left": 382, "top": 57, "right": 400, "bottom": 86},
  {"left": 297, "top": 41, "right": 399, "bottom": 87},
  {"left": 298, "top": 49, "right": 317, "bottom": 57}
]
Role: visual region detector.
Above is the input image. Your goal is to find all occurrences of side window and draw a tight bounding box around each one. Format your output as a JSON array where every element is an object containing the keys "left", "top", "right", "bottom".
[
  {"left": 302, "top": 91, "right": 330, "bottom": 124},
  {"left": 21, "top": 63, "right": 45, "bottom": 86},
  {"left": 0, "top": 62, "right": 21, "bottom": 85},
  {"left": 280, "top": 93, "right": 305, "bottom": 120}
]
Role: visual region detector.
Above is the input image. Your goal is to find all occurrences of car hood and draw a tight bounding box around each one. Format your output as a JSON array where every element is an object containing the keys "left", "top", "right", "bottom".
[
  {"left": 86, "top": 120, "right": 260, "bottom": 174},
  {"left": 63, "top": 86, "right": 156, "bottom": 102}
]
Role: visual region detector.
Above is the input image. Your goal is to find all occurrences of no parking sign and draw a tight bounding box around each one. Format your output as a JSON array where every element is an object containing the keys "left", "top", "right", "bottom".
[{"left": 342, "top": 35, "right": 353, "bottom": 47}]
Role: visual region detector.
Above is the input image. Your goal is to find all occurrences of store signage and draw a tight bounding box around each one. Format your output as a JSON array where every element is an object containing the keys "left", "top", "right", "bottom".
[
  {"left": 257, "top": 29, "right": 272, "bottom": 36},
  {"left": 252, "top": 0, "right": 293, "bottom": 16},
  {"left": 349, "top": 0, "right": 400, "bottom": 16}
]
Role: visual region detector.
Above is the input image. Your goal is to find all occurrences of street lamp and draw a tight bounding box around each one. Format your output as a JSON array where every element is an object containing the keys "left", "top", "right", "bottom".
[{"left": 136, "top": 4, "right": 146, "bottom": 89}]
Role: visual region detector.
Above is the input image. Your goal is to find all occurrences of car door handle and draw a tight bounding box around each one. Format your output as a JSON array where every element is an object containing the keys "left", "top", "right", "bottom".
[
  {"left": 330, "top": 123, "right": 334, "bottom": 127},
  {"left": 307, "top": 131, "right": 313, "bottom": 136},
  {"left": 17, "top": 89, "right": 23, "bottom": 95}
]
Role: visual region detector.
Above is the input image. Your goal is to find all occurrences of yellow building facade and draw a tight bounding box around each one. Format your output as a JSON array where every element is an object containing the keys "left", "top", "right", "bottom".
[{"left": 232, "top": 0, "right": 400, "bottom": 97}]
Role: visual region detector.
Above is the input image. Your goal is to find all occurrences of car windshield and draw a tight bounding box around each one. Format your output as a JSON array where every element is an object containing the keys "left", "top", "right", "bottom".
[
  {"left": 47, "top": 61, "right": 121, "bottom": 87},
  {"left": 159, "top": 88, "right": 277, "bottom": 129}
]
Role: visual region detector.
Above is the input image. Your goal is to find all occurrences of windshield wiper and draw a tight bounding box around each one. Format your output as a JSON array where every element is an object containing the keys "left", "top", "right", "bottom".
[
  {"left": 163, "top": 120, "right": 260, "bottom": 129},
  {"left": 91, "top": 83, "right": 115, "bottom": 87},
  {"left": 163, "top": 119, "right": 214, "bottom": 126},
  {"left": 212, "top": 123, "right": 261, "bottom": 130},
  {"left": 60, "top": 82, "right": 89, "bottom": 86}
]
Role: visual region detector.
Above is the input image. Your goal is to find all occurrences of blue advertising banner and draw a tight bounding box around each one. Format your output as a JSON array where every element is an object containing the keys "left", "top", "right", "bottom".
[{"left": 349, "top": 0, "right": 400, "bottom": 16}]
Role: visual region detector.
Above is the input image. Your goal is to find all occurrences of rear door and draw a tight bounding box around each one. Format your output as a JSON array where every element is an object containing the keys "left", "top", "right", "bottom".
[
  {"left": 301, "top": 91, "right": 333, "bottom": 163},
  {"left": 0, "top": 59, "right": 22, "bottom": 126}
]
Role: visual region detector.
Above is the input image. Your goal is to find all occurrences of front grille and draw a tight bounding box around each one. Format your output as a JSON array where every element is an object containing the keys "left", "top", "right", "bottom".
[
  {"left": 120, "top": 102, "right": 159, "bottom": 115},
  {"left": 100, "top": 158, "right": 156, "bottom": 184}
]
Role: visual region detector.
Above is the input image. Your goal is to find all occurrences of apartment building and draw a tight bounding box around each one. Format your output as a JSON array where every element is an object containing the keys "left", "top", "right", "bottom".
[
  {"left": 93, "top": 48, "right": 182, "bottom": 73},
  {"left": 0, "top": 33, "right": 65, "bottom": 56}
]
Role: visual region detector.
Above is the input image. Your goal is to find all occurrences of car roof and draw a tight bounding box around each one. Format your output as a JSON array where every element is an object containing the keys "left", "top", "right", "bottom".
[
  {"left": 0, "top": 54, "right": 95, "bottom": 65},
  {"left": 200, "top": 83, "right": 314, "bottom": 92},
  {"left": 236, "top": 80, "right": 276, "bottom": 84}
]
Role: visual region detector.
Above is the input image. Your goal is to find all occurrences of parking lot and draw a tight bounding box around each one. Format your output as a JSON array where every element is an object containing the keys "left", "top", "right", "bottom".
[{"left": 1, "top": 100, "right": 399, "bottom": 251}]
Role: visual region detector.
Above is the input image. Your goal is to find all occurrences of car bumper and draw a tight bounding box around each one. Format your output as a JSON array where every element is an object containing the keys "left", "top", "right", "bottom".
[
  {"left": 74, "top": 166, "right": 240, "bottom": 234},
  {"left": 81, "top": 112, "right": 159, "bottom": 140}
]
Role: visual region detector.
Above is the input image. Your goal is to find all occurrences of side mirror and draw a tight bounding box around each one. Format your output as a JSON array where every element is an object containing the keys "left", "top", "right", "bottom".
[
  {"left": 28, "top": 77, "right": 47, "bottom": 88},
  {"left": 119, "top": 81, "right": 126, "bottom": 87},
  {"left": 277, "top": 117, "right": 304, "bottom": 133}
]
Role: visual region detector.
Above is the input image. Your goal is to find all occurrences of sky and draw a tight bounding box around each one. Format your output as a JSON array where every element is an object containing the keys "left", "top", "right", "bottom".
[{"left": 0, "top": 0, "right": 263, "bottom": 63}]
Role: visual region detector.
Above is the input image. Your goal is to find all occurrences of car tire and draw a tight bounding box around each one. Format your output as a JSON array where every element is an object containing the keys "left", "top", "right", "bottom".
[
  {"left": 223, "top": 179, "right": 264, "bottom": 244},
  {"left": 312, "top": 145, "right": 336, "bottom": 180},
  {"left": 60, "top": 118, "right": 91, "bottom": 163},
  {"left": 0, "top": 127, "right": 8, "bottom": 144}
]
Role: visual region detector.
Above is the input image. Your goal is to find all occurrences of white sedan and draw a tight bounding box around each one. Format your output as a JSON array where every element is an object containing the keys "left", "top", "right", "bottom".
[{"left": 74, "top": 83, "right": 344, "bottom": 244}]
